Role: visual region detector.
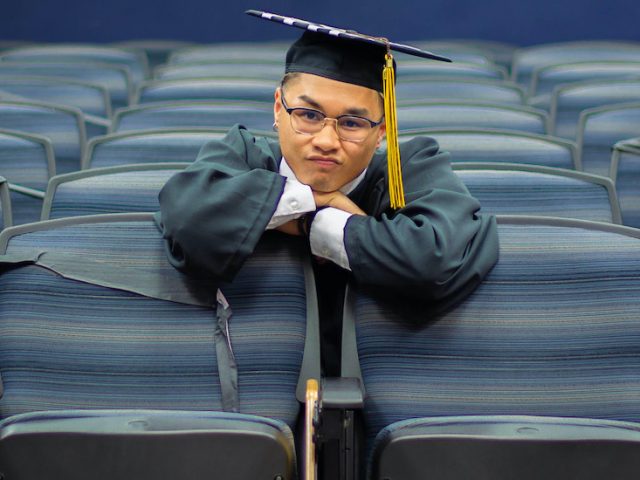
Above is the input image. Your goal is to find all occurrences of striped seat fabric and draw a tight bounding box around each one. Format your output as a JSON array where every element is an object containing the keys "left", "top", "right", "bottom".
[
  {"left": 167, "top": 43, "right": 287, "bottom": 64},
  {"left": 454, "top": 163, "right": 619, "bottom": 222},
  {"left": 402, "top": 128, "right": 576, "bottom": 168},
  {"left": 343, "top": 217, "right": 640, "bottom": 479},
  {"left": 0, "top": 214, "right": 318, "bottom": 479},
  {"left": 610, "top": 138, "right": 640, "bottom": 228},
  {"left": 84, "top": 128, "right": 228, "bottom": 169},
  {"left": 42, "top": 164, "right": 188, "bottom": 219},
  {"left": 577, "top": 103, "right": 640, "bottom": 177},
  {"left": 154, "top": 61, "right": 286, "bottom": 81},
  {"left": 396, "top": 102, "right": 548, "bottom": 134},
  {"left": 396, "top": 62, "right": 507, "bottom": 81},
  {"left": 112, "top": 102, "right": 276, "bottom": 133},
  {"left": 396, "top": 78, "right": 524, "bottom": 104},
  {"left": 136, "top": 78, "right": 278, "bottom": 104}
]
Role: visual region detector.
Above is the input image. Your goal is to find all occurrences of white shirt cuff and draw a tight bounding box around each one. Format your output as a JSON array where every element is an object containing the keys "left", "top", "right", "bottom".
[
  {"left": 266, "top": 178, "right": 316, "bottom": 229},
  {"left": 309, "top": 207, "right": 353, "bottom": 270}
]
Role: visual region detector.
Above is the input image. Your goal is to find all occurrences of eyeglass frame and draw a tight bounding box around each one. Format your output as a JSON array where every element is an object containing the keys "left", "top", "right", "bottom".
[{"left": 279, "top": 89, "right": 384, "bottom": 143}]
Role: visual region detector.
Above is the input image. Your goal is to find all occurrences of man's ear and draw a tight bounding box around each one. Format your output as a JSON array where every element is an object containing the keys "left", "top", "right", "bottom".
[
  {"left": 376, "top": 122, "right": 387, "bottom": 149},
  {"left": 273, "top": 87, "right": 282, "bottom": 122}
]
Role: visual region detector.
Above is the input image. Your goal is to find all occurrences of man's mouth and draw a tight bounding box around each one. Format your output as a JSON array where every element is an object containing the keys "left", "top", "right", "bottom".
[{"left": 308, "top": 156, "right": 340, "bottom": 167}]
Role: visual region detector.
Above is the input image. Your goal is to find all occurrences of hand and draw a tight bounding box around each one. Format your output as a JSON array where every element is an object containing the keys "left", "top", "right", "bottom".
[
  {"left": 312, "top": 190, "right": 366, "bottom": 216},
  {"left": 275, "top": 219, "right": 302, "bottom": 236}
]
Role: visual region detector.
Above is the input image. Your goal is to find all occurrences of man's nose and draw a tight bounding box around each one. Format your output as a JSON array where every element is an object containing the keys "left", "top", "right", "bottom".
[{"left": 312, "top": 119, "right": 341, "bottom": 150}]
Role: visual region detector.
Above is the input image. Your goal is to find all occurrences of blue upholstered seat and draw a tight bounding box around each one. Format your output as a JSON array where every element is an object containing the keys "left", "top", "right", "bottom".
[
  {"left": 0, "top": 45, "right": 149, "bottom": 84},
  {"left": 511, "top": 41, "right": 640, "bottom": 91},
  {"left": 550, "top": 79, "right": 640, "bottom": 140},
  {"left": 136, "top": 77, "right": 278, "bottom": 104},
  {"left": 398, "top": 42, "right": 493, "bottom": 65},
  {"left": 0, "top": 100, "right": 86, "bottom": 174},
  {"left": 0, "top": 75, "right": 111, "bottom": 118},
  {"left": 0, "top": 62, "right": 133, "bottom": 110},
  {"left": 0, "top": 213, "right": 319, "bottom": 478},
  {"left": 0, "top": 129, "right": 54, "bottom": 225},
  {"left": 154, "top": 61, "right": 286, "bottom": 82},
  {"left": 396, "top": 102, "right": 548, "bottom": 134},
  {"left": 610, "top": 138, "right": 640, "bottom": 228},
  {"left": 576, "top": 103, "right": 640, "bottom": 177},
  {"left": 396, "top": 62, "right": 507, "bottom": 81},
  {"left": 112, "top": 101, "right": 276, "bottom": 133},
  {"left": 83, "top": 128, "right": 250, "bottom": 169},
  {"left": 342, "top": 216, "right": 640, "bottom": 478},
  {"left": 396, "top": 78, "right": 525, "bottom": 104},
  {"left": 400, "top": 128, "right": 575, "bottom": 168},
  {"left": 0, "top": 176, "right": 11, "bottom": 229},
  {"left": 168, "top": 43, "right": 287, "bottom": 64},
  {"left": 411, "top": 39, "right": 516, "bottom": 72},
  {"left": 113, "top": 39, "right": 196, "bottom": 69},
  {"left": 42, "top": 163, "right": 188, "bottom": 219},
  {"left": 454, "top": 163, "right": 620, "bottom": 222}
]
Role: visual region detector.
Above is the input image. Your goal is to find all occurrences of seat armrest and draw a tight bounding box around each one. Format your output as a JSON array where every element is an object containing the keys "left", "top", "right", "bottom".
[{"left": 321, "top": 377, "right": 364, "bottom": 409}]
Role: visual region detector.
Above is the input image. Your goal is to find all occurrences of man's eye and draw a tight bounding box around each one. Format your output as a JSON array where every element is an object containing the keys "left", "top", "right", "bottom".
[
  {"left": 297, "top": 110, "right": 322, "bottom": 122},
  {"left": 340, "top": 117, "right": 367, "bottom": 130}
]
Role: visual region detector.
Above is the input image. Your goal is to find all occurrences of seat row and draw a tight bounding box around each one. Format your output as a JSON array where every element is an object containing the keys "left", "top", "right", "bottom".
[{"left": 1, "top": 213, "right": 640, "bottom": 479}]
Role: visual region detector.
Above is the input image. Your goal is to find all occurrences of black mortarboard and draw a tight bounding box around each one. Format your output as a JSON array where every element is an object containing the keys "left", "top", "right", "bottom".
[{"left": 246, "top": 10, "right": 451, "bottom": 208}]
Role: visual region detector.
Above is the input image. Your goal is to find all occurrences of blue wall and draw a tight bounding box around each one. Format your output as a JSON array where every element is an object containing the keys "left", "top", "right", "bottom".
[{"left": 3, "top": 0, "right": 640, "bottom": 46}]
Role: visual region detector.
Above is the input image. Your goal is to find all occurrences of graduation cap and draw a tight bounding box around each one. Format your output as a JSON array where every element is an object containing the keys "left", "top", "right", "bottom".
[{"left": 247, "top": 9, "right": 451, "bottom": 209}]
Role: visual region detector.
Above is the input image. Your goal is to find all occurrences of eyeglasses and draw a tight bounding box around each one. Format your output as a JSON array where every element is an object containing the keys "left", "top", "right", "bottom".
[{"left": 280, "top": 93, "right": 383, "bottom": 143}]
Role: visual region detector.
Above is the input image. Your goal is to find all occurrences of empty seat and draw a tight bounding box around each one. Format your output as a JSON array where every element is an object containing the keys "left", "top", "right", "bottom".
[
  {"left": 402, "top": 41, "right": 493, "bottom": 65},
  {"left": 401, "top": 128, "right": 576, "bottom": 168},
  {"left": 0, "top": 213, "right": 320, "bottom": 479},
  {"left": 577, "top": 102, "right": 640, "bottom": 177},
  {"left": 0, "top": 45, "right": 149, "bottom": 84},
  {"left": 0, "top": 100, "right": 86, "bottom": 174},
  {"left": 397, "top": 61, "right": 507, "bottom": 81},
  {"left": 453, "top": 163, "right": 620, "bottom": 222},
  {"left": 42, "top": 163, "right": 188, "bottom": 219},
  {"left": 530, "top": 61, "right": 640, "bottom": 102},
  {"left": 342, "top": 216, "right": 640, "bottom": 479},
  {"left": 0, "top": 175, "right": 11, "bottom": 229},
  {"left": 396, "top": 104, "right": 549, "bottom": 135},
  {"left": 84, "top": 128, "right": 244, "bottom": 169},
  {"left": 0, "top": 129, "right": 54, "bottom": 225},
  {"left": 154, "top": 61, "right": 285, "bottom": 81},
  {"left": 512, "top": 41, "right": 640, "bottom": 90},
  {"left": 168, "top": 43, "right": 287, "bottom": 64},
  {"left": 135, "top": 77, "right": 278, "bottom": 104},
  {"left": 0, "top": 61, "right": 133, "bottom": 109},
  {"left": 397, "top": 78, "right": 524, "bottom": 104},
  {"left": 550, "top": 79, "right": 640, "bottom": 139},
  {"left": 113, "top": 39, "right": 196, "bottom": 69},
  {"left": 0, "top": 76, "right": 111, "bottom": 118},
  {"left": 416, "top": 39, "right": 517, "bottom": 72},
  {"left": 112, "top": 101, "right": 276, "bottom": 133},
  {"left": 610, "top": 138, "right": 640, "bottom": 228}
]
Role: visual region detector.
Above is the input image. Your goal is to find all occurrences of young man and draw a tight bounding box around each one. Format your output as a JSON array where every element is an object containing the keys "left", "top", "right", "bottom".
[{"left": 156, "top": 12, "right": 499, "bottom": 374}]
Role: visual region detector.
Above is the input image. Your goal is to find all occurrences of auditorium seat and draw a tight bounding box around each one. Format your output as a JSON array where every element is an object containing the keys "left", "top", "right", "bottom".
[
  {"left": 0, "top": 100, "right": 87, "bottom": 173},
  {"left": 400, "top": 128, "right": 576, "bottom": 169},
  {"left": 0, "top": 76, "right": 111, "bottom": 118},
  {"left": 396, "top": 78, "right": 525, "bottom": 104},
  {"left": 529, "top": 61, "right": 640, "bottom": 107},
  {"left": 576, "top": 102, "right": 640, "bottom": 177},
  {"left": 0, "top": 62, "right": 133, "bottom": 110},
  {"left": 396, "top": 61, "right": 507, "bottom": 81},
  {"left": 550, "top": 79, "right": 640, "bottom": 139},
  {"left": 135, "top": 77, "right": 278, "bottom": 104},
  {"left": 610, "top": 138, "right": 640, "bottom": 228},
  {"left": 112, "top": 101, "right": 276, "bottom": 133},
  {"left": 400, "top": 41, "right": 493, "bottom": 65},
  {"left": 113, "top": 39, "right": 196, "bottom": 69},
  {"left": 0, "top": 129, "right": 53, "bottom": 225},
  {"left": 396, "top": 104, "right": 549, "bottom": 135},
  {"left": 341, "top": 216, "right": 640, "bottom": 479},
  {"left": 416, "top": 39, "right": 517, "bottom": 72},
  {"left": 453, "top": 163, "right": 620, "bottom": 222},
  {"left": 42, "top": 163, "right": 188, "bottom": 219},
  {"left": 168, "top": 42, "right": 287, "bottom": 64},
  {"left": 511, "top": 41, "right": 640, "bottom": 90},
  {"left": 154, "top": 61, "right": 286, "bottom": 82},
  {"left": 0, "top": 175, "right": 11, "bottom": 229},
  {"left": 0, "top": 45, "right": 150, "bottom": 84},
  {"left": 83, "top": 128, "right": 228, "bottom": 169},
  {"left": 0, "top": 213, "right": 320, "bottom": 479}
]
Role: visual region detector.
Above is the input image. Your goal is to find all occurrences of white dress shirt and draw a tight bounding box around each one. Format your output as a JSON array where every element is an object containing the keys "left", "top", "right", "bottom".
[{"left": 265, "top": 158, "right": 367, "bottom": 270}]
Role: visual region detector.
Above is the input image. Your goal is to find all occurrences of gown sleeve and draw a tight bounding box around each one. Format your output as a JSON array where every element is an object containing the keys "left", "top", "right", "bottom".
[
  {"left": 155, "top": 125, "right": 285, "bottom": 281},
  {"left": 344, "top": 136, "right": 499, "bottom": 310}
]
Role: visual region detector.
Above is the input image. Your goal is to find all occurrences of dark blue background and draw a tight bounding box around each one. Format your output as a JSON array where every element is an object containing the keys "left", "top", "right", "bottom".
[{"left": 3, "top": 0, "right": 640, "bottom": 46}]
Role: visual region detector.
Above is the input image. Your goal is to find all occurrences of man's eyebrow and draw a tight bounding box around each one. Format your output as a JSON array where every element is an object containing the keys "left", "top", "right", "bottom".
[{"left": 297, "top": 94, "right": 372, "bottom": 117}]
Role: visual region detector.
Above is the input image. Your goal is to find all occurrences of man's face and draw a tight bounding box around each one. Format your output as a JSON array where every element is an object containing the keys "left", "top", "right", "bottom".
[{"left": 274, "top": 73, "right": 386, "bottom": 193}]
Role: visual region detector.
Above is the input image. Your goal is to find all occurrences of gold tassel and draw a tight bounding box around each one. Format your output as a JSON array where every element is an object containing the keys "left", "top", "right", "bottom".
[{"left": 382, "top": 52, "right": 405, "bottom": 209}]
